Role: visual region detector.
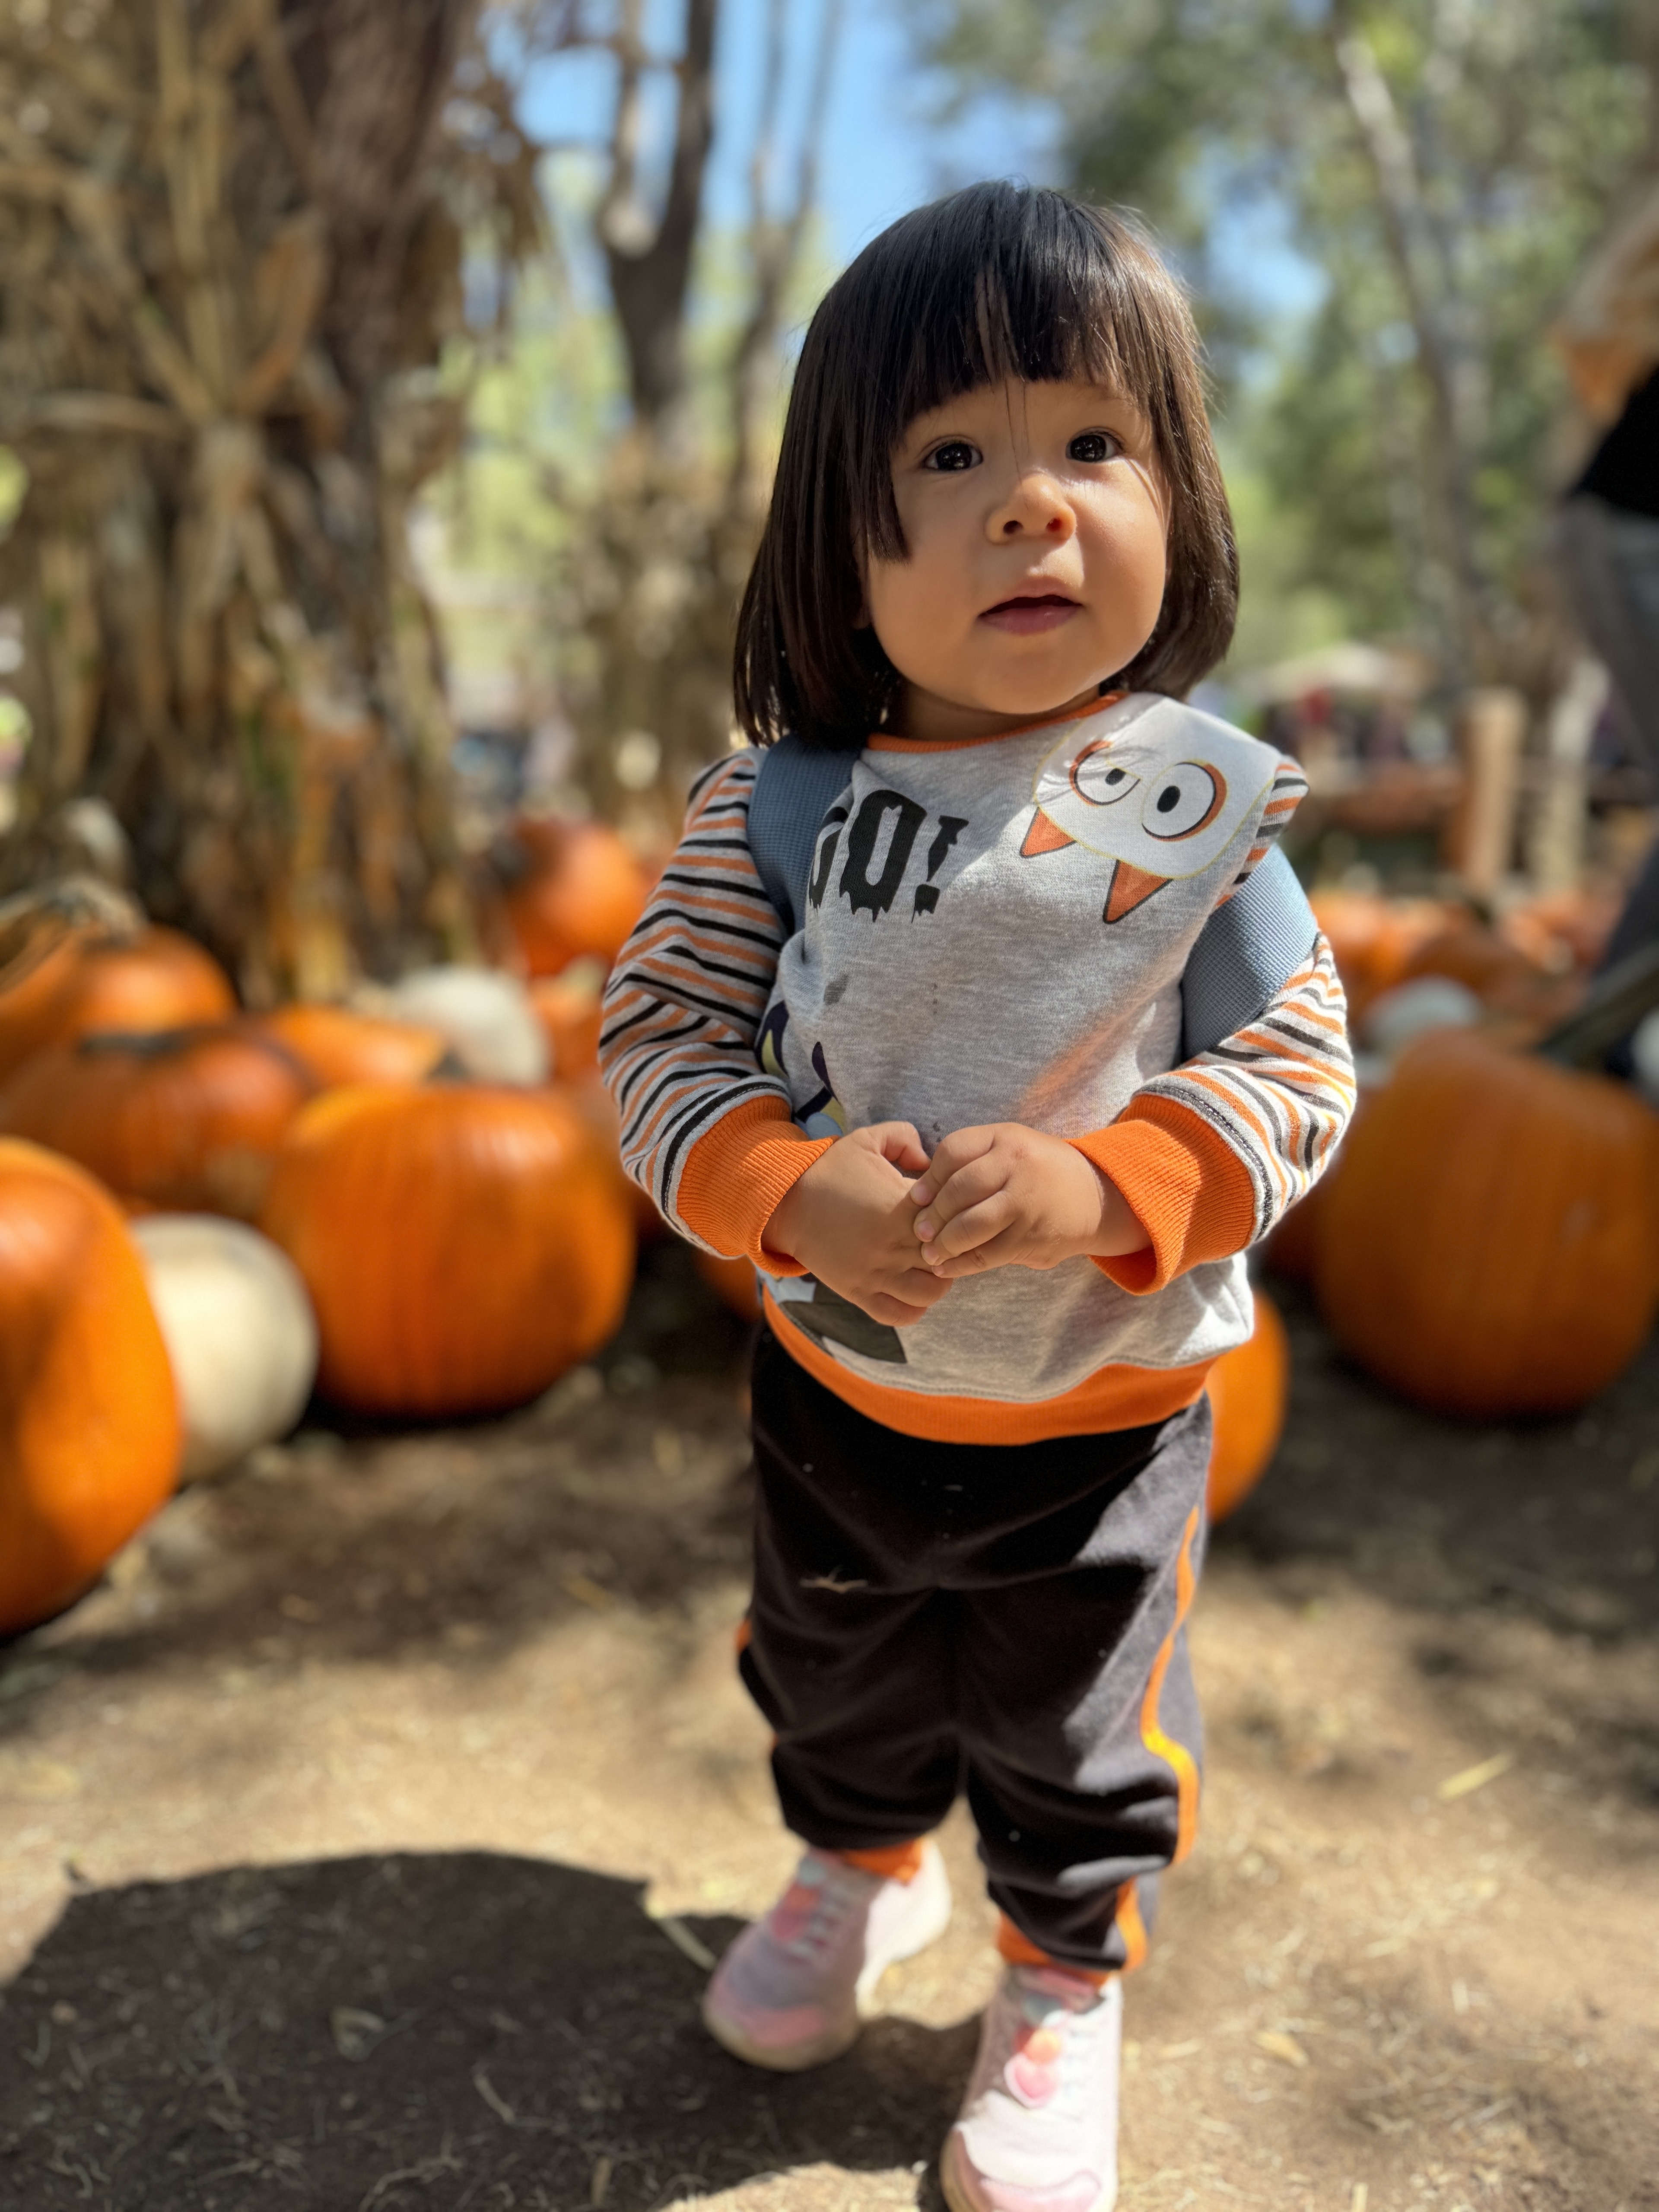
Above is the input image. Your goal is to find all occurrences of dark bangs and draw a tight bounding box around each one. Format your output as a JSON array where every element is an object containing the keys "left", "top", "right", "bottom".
[{"left": 734, "top": 181, "right": 1238, "bottom": 749}]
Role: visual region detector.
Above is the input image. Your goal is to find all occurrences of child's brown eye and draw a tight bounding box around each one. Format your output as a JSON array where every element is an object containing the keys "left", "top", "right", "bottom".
[
  {"left": 925, "top": 440, "right": 980, "bottom": 472},
  {"left": 1068, "top": 431, "right": 1119, "bottom": 463}
]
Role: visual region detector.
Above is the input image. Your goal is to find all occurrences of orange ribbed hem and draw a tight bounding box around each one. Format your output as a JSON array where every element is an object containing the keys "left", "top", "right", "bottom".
[
  {"left": 843, "top": 1840, "right": 929, "bottom": 1883},
  {"left": 1071, "top": 1097, "right": 1256, "bottom": 1295},
  {"left": 995, "top": 1913, "right": 1111, "bottom": 1986},
  {"left": 675, "top": 1097, "right": 835, "bottom": 1273},
  {"left": 763, "top": 1291, "right": 1212, "bottom": 1442}
]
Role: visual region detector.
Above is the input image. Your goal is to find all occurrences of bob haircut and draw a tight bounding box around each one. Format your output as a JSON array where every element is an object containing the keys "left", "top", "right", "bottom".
[{"left": 734, "top": 181, "right": 1238, "bottom": 750}]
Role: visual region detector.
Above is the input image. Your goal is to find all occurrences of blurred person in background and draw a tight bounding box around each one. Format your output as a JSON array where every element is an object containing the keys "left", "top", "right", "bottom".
[{"left": 1552, "top": 176, "right": 1659, "bottom": 998}]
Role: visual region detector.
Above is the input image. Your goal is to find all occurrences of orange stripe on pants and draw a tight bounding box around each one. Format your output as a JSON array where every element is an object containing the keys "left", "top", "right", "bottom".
[{"left": 1138, "top": 1506, "right": 1203, "bottom": 1865}]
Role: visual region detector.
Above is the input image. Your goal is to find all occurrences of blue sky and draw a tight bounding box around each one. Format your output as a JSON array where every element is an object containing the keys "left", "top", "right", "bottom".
[
  {"left": 515, "top": 0, "right": 1319, "bottom": 336},
  {"left": 518, "top": 0, "right": 1054, "bottom": 270}
]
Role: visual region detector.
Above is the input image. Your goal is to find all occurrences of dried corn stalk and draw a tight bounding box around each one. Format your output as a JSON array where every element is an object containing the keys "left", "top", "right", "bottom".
[{"left": 0, "top": 0, "right": 542, "bottom": 998}]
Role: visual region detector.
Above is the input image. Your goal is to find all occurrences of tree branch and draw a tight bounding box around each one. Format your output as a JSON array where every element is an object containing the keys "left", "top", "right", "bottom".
[
  {"left": 728, "top": 0, "right": 842, "bottom": 515},
  {"left": 1328, "top": 13, "right": 1491, "bottom": 681}
]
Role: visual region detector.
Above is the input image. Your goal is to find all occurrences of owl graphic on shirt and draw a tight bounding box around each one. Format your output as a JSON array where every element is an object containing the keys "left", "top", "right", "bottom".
[{"left": 1021, "top": 695, "right": 1278, "bottom": 922}]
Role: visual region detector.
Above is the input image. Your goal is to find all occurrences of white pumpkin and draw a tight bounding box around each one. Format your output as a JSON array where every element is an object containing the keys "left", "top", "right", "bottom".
[
  {"left": 1360, "top": 976, "right": 1484, "bottom": 1064},
  {"left": 131, "top": 1216, "right": 318, "bottom": 1482},
  {"left": 369, "top": 966, "right": 549, "bottom": 1085}
]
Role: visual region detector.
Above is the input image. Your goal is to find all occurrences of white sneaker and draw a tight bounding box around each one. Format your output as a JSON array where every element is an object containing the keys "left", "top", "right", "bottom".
[
  {"left": 941, "top": 1966, "right": 1121, "bottom": 2212},
  {"left": 701, "top": 1840, "right": 952, "bottom": 2071}
]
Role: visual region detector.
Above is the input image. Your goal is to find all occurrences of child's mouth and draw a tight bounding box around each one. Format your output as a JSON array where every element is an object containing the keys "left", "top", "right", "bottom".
[{"left": 979, "top": 594, "right": 1080, "bottom": 635}]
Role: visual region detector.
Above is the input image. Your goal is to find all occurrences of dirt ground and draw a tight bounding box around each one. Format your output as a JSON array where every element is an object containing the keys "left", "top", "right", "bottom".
[{"left": 2, "top": 1243, "right": 1657, "bottom": 2212}]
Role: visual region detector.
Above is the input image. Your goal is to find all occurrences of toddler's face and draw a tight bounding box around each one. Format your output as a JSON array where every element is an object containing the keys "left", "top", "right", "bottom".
[{"left": 863, "top": 376, "right": 1168, "bottom": 744}]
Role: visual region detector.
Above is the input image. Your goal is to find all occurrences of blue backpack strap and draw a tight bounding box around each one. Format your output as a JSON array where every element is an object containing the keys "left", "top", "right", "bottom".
[
  {"left": 746, "top": 732, "right": 858, "bottom": 936},
  {"left": 1180, "top": 845, "right": 1319, "bottom": 1060}
]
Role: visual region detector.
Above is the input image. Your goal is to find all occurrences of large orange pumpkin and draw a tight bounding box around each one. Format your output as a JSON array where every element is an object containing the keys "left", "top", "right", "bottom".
[
  {"left": 252, "top": 1003, "right": 449, "bottom": 1090},
  {"left": 260, "top": 1083, "right": 636, "bottom": 1416},
  {"left": 1205, "top": 1291, "right": 1290, "bottom": 1520},
  {"left": 566, "top": 1072, "right": 666, "bottom": 1241},
  {"left": 1308, "top": 891, "right": 1454, "bottom": 1019},
  {"left": 1397, "top": 924, "right": 1568, "bottom": 1026},
  {"left": 1314, "top": 1029, "right": 1659, "bottom": 1416},
  {"left": 0, "top": 1025, "right": 315, "bottom": 1219},
  {"left": 0, "top": 1140, "right": 180, "bottom": 1634},
  {"left": 499, "top": 817, "right": 649, "bottom": 978},
  {"left": 0, "top": 920, "right": 235, "bottom": 1082}
]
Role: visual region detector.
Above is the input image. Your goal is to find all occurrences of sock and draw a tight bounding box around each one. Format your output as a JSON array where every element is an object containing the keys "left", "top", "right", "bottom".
[
  {"left": 842, "top": 1839, "right": 928, "bottom": 1883},
  {"left": 996, "top": 1912, "right": 1111, "bottom": 1988}
]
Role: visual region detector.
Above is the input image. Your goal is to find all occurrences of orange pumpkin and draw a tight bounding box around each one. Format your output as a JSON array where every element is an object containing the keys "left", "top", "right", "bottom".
[
  {"left": 1314, "top": 1029, "right": 1659, "bottom": 1417},
  {"left": 0, "top": 887, "right": 127, "bottom": 1082},
  {"left": 253, "top": 1002, "right": 449, "bottom": 1089},
  {"left": 1398, "top": 925, "right": 1557, "bottom": 1021},
  {"left": 0, "top": 922, "right": 235, "bottom": 1084},
  {"left": 499, "top": 817, "right": 649, "bottom": 979},
  {"left": 1500, "top": 887, "right": 1618, "bottom": 977},
  {"left": 1309, "top": 891, "right": 1455, "bottom": 1018},
  {"left": 530, "top": 960, "right": 606, "bottom": 1083},
  {"left": 0, "top": 1139, "right": 179, "bottom": 1634},
  {"left": 1205, "top": 1292, "right": 1290, "bottom": 1520},
  {"left": 566, "top": 1072, "right": 667, "bottom": 1241},
  {"left": 0, "top": 1024, "right": 315, "bottom": 1220},
  {"left": 260, "top": 1083, "right": 636, "bottom": 1416},
  {"left": 696, "top": 1248, "right": 762, "bottom": 1320}
]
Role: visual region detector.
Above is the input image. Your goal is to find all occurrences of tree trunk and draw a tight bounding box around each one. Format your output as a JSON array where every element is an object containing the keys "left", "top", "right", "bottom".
[
  {"left": 0, "top": 0, "right": 534, "bottom": 1001},
  {"left": 1329, "top": 18, "right": 1496, "bottom": 686},
  {"left": 599, "top": 0, "right": 719, "bottom": 445}
]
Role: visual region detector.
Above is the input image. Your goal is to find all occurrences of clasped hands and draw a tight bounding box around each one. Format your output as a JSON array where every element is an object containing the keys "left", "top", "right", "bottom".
[{"left": 760, "top": 1120, "right": 1150, "bottom": 1328}]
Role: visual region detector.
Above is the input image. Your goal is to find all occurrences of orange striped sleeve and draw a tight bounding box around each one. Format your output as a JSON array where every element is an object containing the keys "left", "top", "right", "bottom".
[
  {"left": 599, "top": 752, "right": 817, "bottom": 1253},
  {"left": 1218, "top": 753, "right": 1308, "bottom": 900},
  {"left": 1069, "top": 932, "right": 1354, "bottom": 1291}
]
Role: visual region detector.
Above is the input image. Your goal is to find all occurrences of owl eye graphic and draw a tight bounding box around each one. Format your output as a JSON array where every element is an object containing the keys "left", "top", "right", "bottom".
[
  {"left": 1070, "top": 742, "right": 1141, "bottom": 807},
  {"left": 1142, "top": 762, "right": 1226, "bottom": 841}
]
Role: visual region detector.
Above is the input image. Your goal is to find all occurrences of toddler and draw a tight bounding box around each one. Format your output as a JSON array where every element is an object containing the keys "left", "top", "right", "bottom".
[{"left": 600, "top": 181, "right": 1353, "bottom": 2212}]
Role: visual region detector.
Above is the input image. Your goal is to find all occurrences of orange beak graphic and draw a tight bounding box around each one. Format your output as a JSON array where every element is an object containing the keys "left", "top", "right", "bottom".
[
  {"left": 1021, "top": 808, "right": 1075, "bottom": 856},
  {"left": 1103, "top": 860, "right": 1169, "bottom": 922}
]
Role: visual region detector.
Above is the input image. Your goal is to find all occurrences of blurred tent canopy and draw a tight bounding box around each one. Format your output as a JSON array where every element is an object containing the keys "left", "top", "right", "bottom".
[
  {"left": 915, "top": 0, "right": 1655, "bottom": 694},
  {"left": 0, "top": 0, "right": 541, "bottom": 999}
]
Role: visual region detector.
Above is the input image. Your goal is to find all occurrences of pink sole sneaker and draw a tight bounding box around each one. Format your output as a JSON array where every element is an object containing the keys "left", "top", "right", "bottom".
[
  {"left": 702, "top": 1840, "right": 953, "bottom": 2071},
  {"left": 940, "top": 1967, "right": 1120, "bottom": 2212}
]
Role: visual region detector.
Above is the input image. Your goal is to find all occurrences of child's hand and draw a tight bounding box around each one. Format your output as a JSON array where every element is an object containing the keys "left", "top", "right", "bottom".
[
  {"left": 762, "top": 1123, "right": 952, "bottom": 1325},
  {"left": 909, "top": 1122, "right": 1150, "bottom": 1278}
]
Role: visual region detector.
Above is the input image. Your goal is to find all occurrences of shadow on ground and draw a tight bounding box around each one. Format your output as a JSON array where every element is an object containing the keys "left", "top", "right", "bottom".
[{"left": 0, "top": 1851, "right": 973, "bottom": 2212}]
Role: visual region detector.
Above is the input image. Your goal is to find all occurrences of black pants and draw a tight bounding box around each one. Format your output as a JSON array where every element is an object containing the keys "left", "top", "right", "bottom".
[{"left": 739, "top": 1327, "right": 1210, "bottom": 1974}]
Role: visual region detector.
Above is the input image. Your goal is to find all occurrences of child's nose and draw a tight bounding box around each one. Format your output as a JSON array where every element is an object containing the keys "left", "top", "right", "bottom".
[{"left": 996, "top": 474, "right": 1074, "bottom": 538}]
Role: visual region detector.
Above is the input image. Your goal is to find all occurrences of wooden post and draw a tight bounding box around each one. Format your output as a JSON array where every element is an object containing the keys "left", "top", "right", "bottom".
[
  {"left": 1445, "top": 686, "right": 1527, "bottom": 896},
  {"left": 1525, "top": 659, "right": 1608, "bottom": 892}
]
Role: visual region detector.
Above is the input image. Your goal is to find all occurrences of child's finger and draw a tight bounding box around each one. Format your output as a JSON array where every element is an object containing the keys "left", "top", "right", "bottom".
[
  {"left": 921, "top": 1190, "right": 1014, "bottom": 1263},
  {"left": 925, "top": 1224, "right": 1024, "bottom": 1278},
  {"left": 909, "top": 1125, "right": 996, "bottom": 1207},
  {"left": 913, "top": 1155, "right": 1006, "bottom": 1243},
  {"left": 870, "top": 1121, "right": 932, "bottom": 1175},
  {"left": 868, "top": 1274, "right": 952, "bottom": 1324}
]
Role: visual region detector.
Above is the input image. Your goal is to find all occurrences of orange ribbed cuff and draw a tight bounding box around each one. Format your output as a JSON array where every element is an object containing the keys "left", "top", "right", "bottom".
[
  {"left": 1070, "top": 1096, "right": 1257, "bottom": 1295},
  {"left": 674, "top": 1096, "right": 834, "bottom": 1274}
]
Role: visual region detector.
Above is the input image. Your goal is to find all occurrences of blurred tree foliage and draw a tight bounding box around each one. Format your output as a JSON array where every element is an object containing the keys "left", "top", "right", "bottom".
[
  {"left": 915, "top": 0, "right": 1652, "bottom": 682},
  {"left": 0, "top": 0, "right": 540, "bottom": 998}
]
